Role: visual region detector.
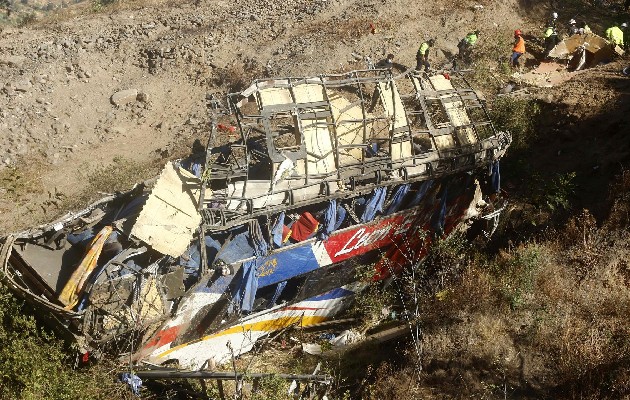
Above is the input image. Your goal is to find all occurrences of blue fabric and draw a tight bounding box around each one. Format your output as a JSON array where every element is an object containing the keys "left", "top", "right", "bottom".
[
  {"left": 217, "top": 231, "right": 255, "bottom": 264},
  {"left": 250, "top": 222, "right": 269, "bottom": 257},
  {"left": 237, "top": 260, "right": 258, "bottom": 313},
  {"left": 268, "top": 280, "right": 288, "bottom": 307},
  {"left": 67, "top": 227, "right": 95, "bottom": 247},
  {"left": 231, "top": 222, "right": 268, "bottom": 313},
  {"left": 490, "top": 161, "right": 500, "bottom": 193},
  {"left": 180, "top": 158, "right": 203, "bottom": 178},
  {"left": 120, "top": 373, "right": 142, "bottom": 396},
  {"left": 361, "top": 187, "right": 387, "bottom": 222},
  {"left": 385, "top": 184, "right": 410, "bottom": 215},
  {"left": 67, "top": 228, "right": 120, "bottom": 249},
  {"left": 271, "top": 212, "right": 286, "bottom": 248},
  {"left": 433, "top": 187, "right": 448, "bottom": 234},
  {"left": 323, "top": 200, "right": 337, "bottom": 236},
  {"left": 116, "top": 194, "right": 148, "bottom": 220},
  {"left": 408, "top": 180, "right": 434, "bottom": 207},
  {"left": 319, "top": 200, "right": 346, "bottom": 240},
  {"left": 333, "top": 205, "right": 347, "bottom": 231},
  {"left": 366, "top": 143, "right": 379, "bottom": 157}
]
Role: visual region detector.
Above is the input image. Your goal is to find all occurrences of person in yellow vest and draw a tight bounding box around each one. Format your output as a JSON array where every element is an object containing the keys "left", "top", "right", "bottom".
[
  {"left": 543, "top": 25, "right": 559, "bottom": 59},
  {"left": 415, "top": 38, "right": 435, "bottom": 72},
  {"left": 606, "top": 23, "right": 626, "bottom": 47},
  {"left": 511, "top": 29, "right": 525, "bottom": 69},
  {"left": 457, "top": 30, "right": 480, "bottom": 66}
]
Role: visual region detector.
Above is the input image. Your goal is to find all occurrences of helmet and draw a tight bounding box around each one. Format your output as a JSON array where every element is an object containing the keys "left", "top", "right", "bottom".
[
  {"left": 622, "top": 22, "right": 628, "bottom": 28},
  {"left": 514, "top": 29, "right": 522, "bottom": 36},
  {"left": 551, "top": 11, "right": 558, "bottom": 19},
  {"left": 569, "top": 19, "right": 576, "bottom": 24},
  {"left": 428, "top": 38, "right": 435, "bottom": 46}
]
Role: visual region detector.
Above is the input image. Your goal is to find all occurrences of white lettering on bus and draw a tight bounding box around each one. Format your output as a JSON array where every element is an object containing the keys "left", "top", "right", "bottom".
[{"left": 334, "top": 223, "right": 395, "bottom": 258}]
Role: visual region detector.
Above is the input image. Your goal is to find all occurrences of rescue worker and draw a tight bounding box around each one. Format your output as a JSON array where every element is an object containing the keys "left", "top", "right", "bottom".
[
  {"left": 543, "top": 24, "right": 560, "bottom": 59},
  {"left": 415, "top": 39, "right": 435, "bottom": 72},
  {"left": 457, "top": 30, "right": 480, "bottom": 65},
  {"left": 605, "top": 23, "right": 625, "bottom": 47},
  {"left": 548, "top": 11, "right": 558, "bottom": 29},
  {"left": 511, "top": 29, "right": 525, "bottom": 69},
  {"left": 568, "top": 19, "right": 579, "bottom": 36}
]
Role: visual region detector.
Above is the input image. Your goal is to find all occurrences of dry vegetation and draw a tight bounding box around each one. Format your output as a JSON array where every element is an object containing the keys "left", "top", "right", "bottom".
[{"left": 357, "top": 172, "right": 630, "bottom": 399}]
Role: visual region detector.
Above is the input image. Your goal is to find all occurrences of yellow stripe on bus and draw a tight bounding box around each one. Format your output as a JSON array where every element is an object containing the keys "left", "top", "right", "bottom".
[{"left": 157, "top": 315, "right": 328, "bottom": 359}]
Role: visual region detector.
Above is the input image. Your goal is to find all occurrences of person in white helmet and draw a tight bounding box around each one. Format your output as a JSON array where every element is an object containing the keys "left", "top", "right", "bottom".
[
  {"left": 548, "top": 11, "right": 558, "bottom": 29},
  {"left": 568, "top": 19, "right": 579, "bottom": 36}
]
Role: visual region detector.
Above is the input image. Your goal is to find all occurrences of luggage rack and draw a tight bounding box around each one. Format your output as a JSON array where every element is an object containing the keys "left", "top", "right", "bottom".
[{"left": 198, "top": 69, "right": 511, "bottom": 229}]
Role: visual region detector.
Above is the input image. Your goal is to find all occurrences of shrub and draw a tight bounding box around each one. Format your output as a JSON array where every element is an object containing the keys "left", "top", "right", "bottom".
[
  {"left": 0, "top": 285, "right": 120, "bottom": 400},
  {"left": 17, "top": 12, "right": 37, "bottom": 27},
  {"left": 0, "top": 164, "right": 43, "bottom": 201},
  {"left": 528, "top": 171, "right": 576, "bottom": 213},
  {"left": 491, "top": 245, "right": 542, "bottom": 309},
  {"left": 91, "top": 0, "right": 117, "bottom": 12},
  {"left": 489, "top": 96, "right": 541, "bottom": 150},
  {"left": 605, "top": 169, "right": 630, "bottom": 230}
]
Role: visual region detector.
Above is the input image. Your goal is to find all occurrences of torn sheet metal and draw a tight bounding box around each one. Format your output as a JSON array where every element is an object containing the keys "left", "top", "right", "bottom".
[
  {"left": 548, "top": 33, "right": 616, "bottom": 63},
  {"left": 131, "top": 162, "right": 201, "bottom": 257},
  {"left": 523, "top": 33, "right": 618, "bottom": 88}
]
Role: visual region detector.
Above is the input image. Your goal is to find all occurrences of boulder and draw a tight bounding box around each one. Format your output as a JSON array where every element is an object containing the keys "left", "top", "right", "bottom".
[
  {"left": 111, "top": 89, "right": 138, "bottom": 106},
  {"left": 14, "top": 80, "right": 32, "bottom": 92}
]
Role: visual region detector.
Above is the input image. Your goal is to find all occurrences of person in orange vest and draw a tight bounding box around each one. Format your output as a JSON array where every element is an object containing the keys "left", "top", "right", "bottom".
[{"left": 511, "top": 29, "right": 525, "bottom": 69}]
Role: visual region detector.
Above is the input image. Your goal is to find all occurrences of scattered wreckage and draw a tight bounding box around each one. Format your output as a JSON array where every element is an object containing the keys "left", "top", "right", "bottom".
[
  {"left": 519, "top": 32, "right": 621, "bottom": 87},
  {"left": 0, "top": 68, "right": 511, "bottom": 370}
]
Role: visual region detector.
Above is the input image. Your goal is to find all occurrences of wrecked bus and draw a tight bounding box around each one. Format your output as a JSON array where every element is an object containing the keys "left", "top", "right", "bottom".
[{"left": 0, "top": 69, "right": 511, "bottom": 369}]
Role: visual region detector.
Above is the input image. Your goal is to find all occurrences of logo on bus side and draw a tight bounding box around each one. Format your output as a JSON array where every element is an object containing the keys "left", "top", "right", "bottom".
[{"left": 332, "top": 214, "right": 417, "bottom": 258}]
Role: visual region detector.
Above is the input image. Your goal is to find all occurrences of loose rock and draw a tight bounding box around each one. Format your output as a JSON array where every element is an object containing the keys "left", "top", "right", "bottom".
[{"left": 111, "top": 89, "right": 139, "bottom": 106}]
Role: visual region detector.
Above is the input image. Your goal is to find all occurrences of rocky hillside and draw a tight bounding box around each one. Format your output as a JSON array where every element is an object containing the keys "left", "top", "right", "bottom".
[{"left": 0, "top": 0, "right": 529, "bottom": 232}]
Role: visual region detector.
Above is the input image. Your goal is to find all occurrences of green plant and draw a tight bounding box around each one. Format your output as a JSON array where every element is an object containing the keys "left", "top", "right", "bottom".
[
  {"left": 0, "top": 285, "right": 120, "bottom": 400},
  {"left": 419, "top": 232, "right": 471, "bottom": 291},
  {"left": 91, "top": 0, "right": 117, "bottom": 11},
  {"left": 492, "top": 245, "right": 541, "bottom": 310},
  {"left": 250, "top": 374, "right": 288, "bottom": 400},
  {"left": 489, "top": 96, "right": 541, "bottom": 150},
  {"left": 17, "top": 11, "right": 37, "bottom": 26},
  {"left": 86, "top": 156, "right": 155, "bottom": 194},
  {"left": 528, "top": 172, "right": 576, "bottom": 213}
]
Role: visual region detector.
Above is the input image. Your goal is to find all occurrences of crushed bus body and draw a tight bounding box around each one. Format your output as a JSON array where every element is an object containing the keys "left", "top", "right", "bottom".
[{"left": 0, "top": 69, "right": 511, "bottom": 369}]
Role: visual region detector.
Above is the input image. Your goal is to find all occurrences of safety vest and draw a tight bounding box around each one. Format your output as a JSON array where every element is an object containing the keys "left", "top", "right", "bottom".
[
  {"left": 464, "top": 33, "right": 478, "bottom": 46},
  {"left": 543, "top": 27, "right": 556, "bottom": 38},
  {"left": 583, "top": 24, "right": 592, "bottom": 34},
  {"left": 513, "top": 36, "right": 525, "bottom": 53},
  {"left": 606, "top": 26, "right": 624, "bottom": 45},
  {"left": 418, "top": 42, "right": 429, "bottom": 56}
]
